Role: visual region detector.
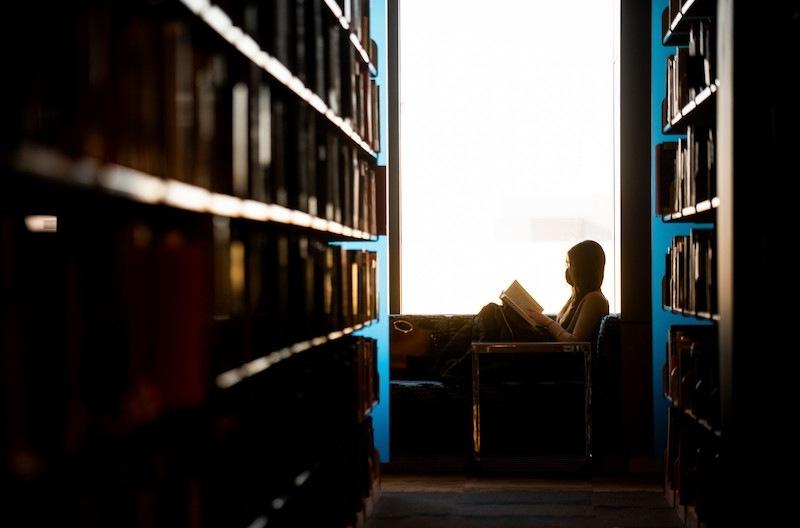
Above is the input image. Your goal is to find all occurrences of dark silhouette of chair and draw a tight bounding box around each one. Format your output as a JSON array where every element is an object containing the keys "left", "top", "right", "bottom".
[{"left": 389, "top": 313, "right": 622, "bottom": 472}]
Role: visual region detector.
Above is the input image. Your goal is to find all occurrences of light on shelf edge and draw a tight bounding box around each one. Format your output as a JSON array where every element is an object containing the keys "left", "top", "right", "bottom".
[
  {"left": 202, "top": 6, "right": 231, "bottom": 34},
  {"left": 291, "top": 341, "right": 313, "bottom": 354},
  {"left": 182, "top": 0, "right": 210, "bottom": 15},
  {"left": 164, "top": 181, "right": 210, "bottom": 212},
  {"left": 241, "top": 200, "right": 270, "bottom": 221},
  {"left": 325, "top": 0, "right": 344, "bottom": 19},
  {"left": 209, "top": 193, "right": 243, "bottom": 216},
  {"left": 25, "top": 215, "right": 58, "bottom": 233},
  {"left": 100, "top": 165, "right": 165, "bottom": 204}
]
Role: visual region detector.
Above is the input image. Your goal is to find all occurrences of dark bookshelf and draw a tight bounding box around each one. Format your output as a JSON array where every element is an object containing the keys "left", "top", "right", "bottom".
[
  {"left": 659, "top": 14, "right": 721, "bottom": 513},
  {"left": 1, "top": 0, "right": 382, "bottom": 526}
]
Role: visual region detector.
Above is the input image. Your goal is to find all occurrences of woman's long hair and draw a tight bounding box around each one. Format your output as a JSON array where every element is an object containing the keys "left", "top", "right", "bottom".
[{"left": 557, "top": 240, "right": 606, "bottom": 328}]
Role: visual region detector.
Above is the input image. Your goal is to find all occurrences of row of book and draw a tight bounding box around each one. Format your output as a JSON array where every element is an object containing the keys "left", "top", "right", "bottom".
[
  {"left": 212, "top": 221, "right": 378, "bottom": 374},
  {"left": 1, "top": 206, "right": 380, "bottom": 525},
  {"left": 0, "top": 201, "right": 378, "bottom": 435},
  {"left": 655, "top": 126, "right": 716, "bottom": 215},
  {"left": 170, "top": 0, "right": 381, "bottom": 149},
  {"left": 350, "top": 337, "right": 380, "bottom": 419},
  {"left": 4, "top": 325, "right": 380, "bottom": 526},
  {"left": 665, "top": 407, "right": 723, "bottom": 525},
  {"left": 217, "top": 0, "right": 376, "bottom": 92},
  {"left": 663, "top": 19, "right": 716, "bottom": 124},
  {"left": 662, "top": 325, "right": 720, "bottom": 428},
  {"left": 2, "top": 1, "right": 380, "bottom": 231},
  {"left": 3, "top": 2, "right": 383, "bottom": 527},
  {"left": 662, "top": 230, "right": 717, "bottom": 316},
  {"left": 210, "top": 337, "right": 380, "bottom": 527},
  {"left": 346, "top": 0, "right": 376, "bottom": 59}
]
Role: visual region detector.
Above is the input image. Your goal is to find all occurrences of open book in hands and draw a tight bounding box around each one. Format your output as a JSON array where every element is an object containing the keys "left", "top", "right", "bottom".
[{"left": 499, "top": 279, "right": 544, "bottom": 328}]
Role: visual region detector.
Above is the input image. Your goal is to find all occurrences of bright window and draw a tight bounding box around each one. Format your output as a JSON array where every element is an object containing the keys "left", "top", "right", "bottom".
[{"left": 399, "top": 0, "right": 621, "bottom": 314}]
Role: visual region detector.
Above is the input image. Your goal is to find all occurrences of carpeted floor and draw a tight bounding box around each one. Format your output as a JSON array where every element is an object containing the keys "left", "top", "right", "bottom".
[{"left": 366, "top": 477, "right": 682, "bottom": 528}]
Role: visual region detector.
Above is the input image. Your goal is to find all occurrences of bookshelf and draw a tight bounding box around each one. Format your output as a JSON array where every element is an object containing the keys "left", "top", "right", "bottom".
[
  {"left": 656, "top": 0, "right": 722, "bottom": 526},
  {"left": 1, "top": 0, "right": 382, "bottom": 526},
  {"left": 652, "top": 0, "right": 800, "bottom": 526}
]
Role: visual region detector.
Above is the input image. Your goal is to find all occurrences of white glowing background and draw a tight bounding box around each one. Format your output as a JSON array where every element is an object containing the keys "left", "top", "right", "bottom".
[{"left": 400, "top": 0, "right": 620, "bottom": 314}]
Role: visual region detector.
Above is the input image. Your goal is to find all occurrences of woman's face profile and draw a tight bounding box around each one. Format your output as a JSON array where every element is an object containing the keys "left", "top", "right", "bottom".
[{"left": 565, "top": 256, "right": 574, "bottom": 286}]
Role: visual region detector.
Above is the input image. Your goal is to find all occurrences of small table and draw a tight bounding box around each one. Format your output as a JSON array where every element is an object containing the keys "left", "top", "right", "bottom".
[{"left": 470, "top": 341, "right": 592, "bottom": 471}]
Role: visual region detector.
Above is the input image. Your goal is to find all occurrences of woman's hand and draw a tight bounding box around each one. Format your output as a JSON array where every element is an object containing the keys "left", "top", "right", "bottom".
[{"left": 524, "top": 308, "right": 552, "bottom": 327}]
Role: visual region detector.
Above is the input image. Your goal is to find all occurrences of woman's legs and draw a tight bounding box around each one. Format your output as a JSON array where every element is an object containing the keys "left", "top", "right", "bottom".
[
  {"left": 432, "top": 317, "right": 478, "bottom": 378},
  {"left": 434, "top": 303, "right": 509, "bottom": 381}
]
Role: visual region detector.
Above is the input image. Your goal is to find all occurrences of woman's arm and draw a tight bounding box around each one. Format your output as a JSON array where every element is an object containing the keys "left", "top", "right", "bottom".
[{"left": 527, "top": 292, "right": 609, "bottom": 342}]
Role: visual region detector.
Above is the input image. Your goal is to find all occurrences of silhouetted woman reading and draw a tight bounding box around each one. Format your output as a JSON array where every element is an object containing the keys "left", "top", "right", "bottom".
[{"left": 434, "top": 240, "right": 609, "bottom": 382}]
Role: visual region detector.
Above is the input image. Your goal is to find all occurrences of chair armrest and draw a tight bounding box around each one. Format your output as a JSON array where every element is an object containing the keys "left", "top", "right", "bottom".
[
  {"left": 471, "top": 341, "right": 591, "bottom": 354},
  {"left": 470, "top": 341, "right": 592, "bottom": 386}
]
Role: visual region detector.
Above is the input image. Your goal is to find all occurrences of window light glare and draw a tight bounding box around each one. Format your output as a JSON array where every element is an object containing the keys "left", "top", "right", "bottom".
[{"left": 400, "top": 0, "right": 620, "bottom": 314}]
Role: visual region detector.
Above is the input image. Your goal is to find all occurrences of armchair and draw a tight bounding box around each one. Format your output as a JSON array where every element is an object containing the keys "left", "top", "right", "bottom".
[{"left": 389, "top": 313, "right": 622, "bottom": 471}]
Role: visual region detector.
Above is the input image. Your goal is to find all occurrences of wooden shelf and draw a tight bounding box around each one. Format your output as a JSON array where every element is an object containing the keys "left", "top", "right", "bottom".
[
  {"left": 179, "top": 0, "right": 377, "bottom": 158},
  {"left": 216, "top": 319, "right": 378, "bottom": 389},
  {"left": 362, "top": 399, "right": 378, "bottom": 420},
  {"left": 665, "top": 397, "right": 723, "bottom": 437},
  {"left": 686, "top": 409, "right": 722, "bottom": 437},
  {"left": 664, "top": 81, "right": 719, "bottom": 134},
  {"left": 663, "top": 0, "right": 716, "bottom": 45},
  {"left": 663, "top": 25, "right": 689, "bottom": 46},
  {"left": 247, "top": 467, "right": 315, "bottom": 527},
  {"left": 10, "top": 144, "right": 377, "bottom": 241},
  {"left": 665, "top": 307, "right": 718, "bottom": 322},
  {"left": 662, "top": 197, "right": 719, "bottom": 222},
  {"left": 323, "top": 0, "right": 378, "bottom": 76}
]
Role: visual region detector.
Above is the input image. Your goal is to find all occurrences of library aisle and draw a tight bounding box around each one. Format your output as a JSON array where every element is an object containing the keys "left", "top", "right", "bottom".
[{"left": 366, "top": 475, "right": 682, "bottom": 528}]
